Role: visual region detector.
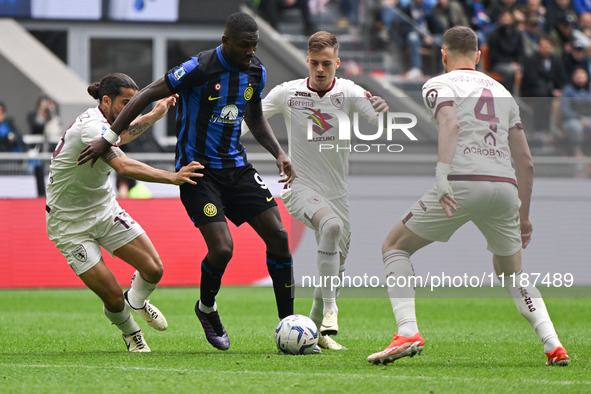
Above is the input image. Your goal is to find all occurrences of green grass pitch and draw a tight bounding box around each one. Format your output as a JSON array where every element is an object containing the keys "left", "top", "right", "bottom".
[{"left": 0, "top": 286, "right": 589, "bottom": 393}]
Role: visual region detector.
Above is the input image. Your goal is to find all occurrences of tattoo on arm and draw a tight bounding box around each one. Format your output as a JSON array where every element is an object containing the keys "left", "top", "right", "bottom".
[
  {"left": 122, "top": 121, "right": 151, "bottom": 139},
  {"left": 101, "top": 147, "right": 124, "bottom": 163}
]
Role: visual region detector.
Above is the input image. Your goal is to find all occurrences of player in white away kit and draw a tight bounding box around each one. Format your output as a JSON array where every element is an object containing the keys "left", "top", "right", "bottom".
[
  {"left": 367, "top": 27, "right": 569, "bottom": 366},
  {"left": 245, "top": 31, "right": 389, "bottom": 350},
  {"left": 46, "top": 73, "right": 203, "bottom": 352}
]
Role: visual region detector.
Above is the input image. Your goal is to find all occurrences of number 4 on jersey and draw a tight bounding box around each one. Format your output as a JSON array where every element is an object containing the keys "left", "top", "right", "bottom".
[{"left": 474, "top": 88, "right": 499, "bottom": 146}]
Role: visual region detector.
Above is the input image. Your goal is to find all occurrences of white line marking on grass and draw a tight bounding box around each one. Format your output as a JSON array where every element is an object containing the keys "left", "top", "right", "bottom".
[{"left": 0, "top": 363, "right": 588, "bottom": 386}]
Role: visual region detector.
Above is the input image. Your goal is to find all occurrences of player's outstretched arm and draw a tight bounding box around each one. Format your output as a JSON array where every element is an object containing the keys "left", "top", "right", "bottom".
[
  {"left": 508, "top": 127, "right": 534, "bottom": 248},
  {"left": 244, "top": 100, "right": 296, "bottom": 185},
  {"left": 77, "top": 77, "right": 173, "bottom": 166},
  {"left": 102, "top": 147, "right": 204, "bottom": 186},
  {"left": 435, "top": 105, "right": 459, "bottom": 217},
  {"left": 119, "top": 94, "right": 178, "bottom": 146}
]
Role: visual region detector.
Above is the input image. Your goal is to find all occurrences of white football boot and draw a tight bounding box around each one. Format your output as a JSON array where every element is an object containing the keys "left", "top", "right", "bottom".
[{"left": 122, "top": 330, "right": 151, "bottom": 352}]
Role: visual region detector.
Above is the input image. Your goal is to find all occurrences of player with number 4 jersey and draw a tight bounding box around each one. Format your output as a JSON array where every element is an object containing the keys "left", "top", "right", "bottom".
[
  {"left": 46, "top": 73, "right": 203, "bottom": 352},
  {"left": 367, "top": 27, "right": 569, "bottom": 366}
]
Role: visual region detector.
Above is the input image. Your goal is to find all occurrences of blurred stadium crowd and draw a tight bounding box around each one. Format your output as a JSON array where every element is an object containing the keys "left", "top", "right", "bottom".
[{"left": 2, "top": 0, "right": 591, "bottom": 171}]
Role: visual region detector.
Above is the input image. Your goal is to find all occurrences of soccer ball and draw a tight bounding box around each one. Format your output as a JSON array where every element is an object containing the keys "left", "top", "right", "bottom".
[{"left": 275, "top": 314, "right": 318, "bottom": 355}]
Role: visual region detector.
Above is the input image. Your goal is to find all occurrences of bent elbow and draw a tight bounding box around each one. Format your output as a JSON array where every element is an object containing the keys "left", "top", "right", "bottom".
[{"left": 113, "top": 160, "right": 131, "bottom": 178}]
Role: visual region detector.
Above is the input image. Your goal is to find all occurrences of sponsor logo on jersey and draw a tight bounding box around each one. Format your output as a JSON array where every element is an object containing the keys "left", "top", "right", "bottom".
[
  {"left": 173, "top": 66, "right": 186, "bottom": 81},
  {"left": 484, "top": 132, "right": 496, "bottom": 146},
  {"left": 330, "top": 92, "right": 344, "bottom": 109},
  {"left": 295, "top": 91, "right": 312, "bottom": 97},
  {"left": 208, "top": 95, "right": 223, "bottom": 101},
  {"left": 462, "top": 146, "right": 510, "bottom": 160},
  {"left": 71, "top": 245, "right": 87, "bottom": 262},
  {"left": 288, "top": 98, "right": 314, "bottom": 109},
  {"left": 305, "top": 108, "right": 333, "bottom": 136},
  {"left": 203, "top": 203, "right": 217, "bottom": 217},
  {"left": 244, "top": 85, "right": 254, "bottom": 101},
  {"left": 210, "top": 104, "right": 241, "bottom": 125}
]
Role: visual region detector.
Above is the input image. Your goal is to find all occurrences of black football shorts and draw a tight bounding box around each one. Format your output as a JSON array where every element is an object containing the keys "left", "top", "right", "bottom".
[{"left": 180, "top": 163, "right": 277, "bottom": 227}]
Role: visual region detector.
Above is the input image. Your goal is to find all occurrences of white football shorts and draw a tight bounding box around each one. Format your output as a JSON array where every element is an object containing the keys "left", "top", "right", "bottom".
[
  {"left": 46, "top": 203, "right": 145, "bottom": 275},
  {"left": 282, "top": 185, "right": 351, "bottom": 259},
  {"left": 402, "top": 180, "right": 522, "bottom": 256}
]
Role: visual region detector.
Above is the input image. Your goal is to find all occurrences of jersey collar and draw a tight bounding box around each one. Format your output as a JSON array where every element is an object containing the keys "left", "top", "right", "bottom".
[
  {"left": 307, "top": 77, "right": 336, "bottom": 98},
  {"left": 216, "top": 45, "right": 239, "bottom": 71},
  {"left": 97, "top": 105, "right": 110, "bottom": 124}
]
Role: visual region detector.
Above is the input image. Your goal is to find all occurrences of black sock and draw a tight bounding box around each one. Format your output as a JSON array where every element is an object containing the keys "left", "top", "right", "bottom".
[
  {"left": 200, "top": 257, "right": 225, "bottom": 308},
  {"left": 266, "top": 252, "right": 294, "bottom": 319}
]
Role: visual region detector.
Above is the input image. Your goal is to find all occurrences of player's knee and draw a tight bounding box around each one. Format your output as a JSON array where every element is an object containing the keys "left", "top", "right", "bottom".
[
  {"left": 276, "top": 225, "right": 289, "bottom": 244},
  {"left": 209, "top": 245, "right": 233, "bottom": 266},
  {"left": 141, "top": 255, "right": 164, "bottom": 283},
  {"left": 319, "top": 214, "right": 343, "bottom": 240},
  {"left": 263, "top": 225, "right": 289, "bottom": 252}
]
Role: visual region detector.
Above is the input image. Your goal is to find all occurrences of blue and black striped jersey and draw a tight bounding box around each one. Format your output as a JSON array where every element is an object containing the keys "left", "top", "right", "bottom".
[{"left": 165, "top": 45, "right": 266, "bottom": 169}]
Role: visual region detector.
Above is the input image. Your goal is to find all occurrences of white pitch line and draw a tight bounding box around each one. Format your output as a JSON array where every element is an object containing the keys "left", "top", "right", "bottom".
[{"left": 0, "top": 363, "right": 588, "bottom": 386}]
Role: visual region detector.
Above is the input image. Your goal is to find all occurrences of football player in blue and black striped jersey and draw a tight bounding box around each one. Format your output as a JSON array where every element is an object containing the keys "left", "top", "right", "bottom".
[{"left": 78, "top": 12, "right": 295, "bottom": 351}]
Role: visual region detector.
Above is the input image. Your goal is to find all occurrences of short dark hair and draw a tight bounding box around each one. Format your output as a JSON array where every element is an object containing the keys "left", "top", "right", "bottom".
[
  {"left": 225, "top": 12, "right": 258, "bottom": 35},
  {"left": 87, "top": 73, "right": 138, "bottom": 102},
  {"left": 308, "top": 31, "right": 339, "bottom": 53},
  {"left": 573, "top": 65, "right": 589, "bottom": 75},
  {"left": 442, "top": 26, "right": 478, "bottom": 54},
  {"left": 538, "top": 33, "right": 554, "bottom": 46}
]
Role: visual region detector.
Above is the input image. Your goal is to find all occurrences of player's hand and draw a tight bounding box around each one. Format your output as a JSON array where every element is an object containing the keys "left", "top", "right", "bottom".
[
  {"left": 151, "top": 94, "right": 179, "bottom": 120},
  {"left": 435, "top": 162, "right": 455, "bottom": 217},
  {"left": 520, "top": 218, "right": 533, "bottom": 249},
  {"left": 172, "top": 161, "right": 204, "bottom": 185},
  {"left": 364, "top": 91, "right": 389, "bottom": 113},
  {"left": 439, "top": 193, "right": 457, "bottom": 218},
  {"left": 77, "top": 137, "right": 112, "bottom": 167},
  {"left": 276, "top": 152, "right": 296, "bottom": 187}
]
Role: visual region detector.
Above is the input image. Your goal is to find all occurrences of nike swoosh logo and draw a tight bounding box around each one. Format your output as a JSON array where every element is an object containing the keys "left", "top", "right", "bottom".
[
  {"left": 285, "top": 283, "right": 295, "bottom": 288},
  {"left": 208, "top": 95, "right": 223, "bottom": 101},
  {"left": 266, "top": 197, "right": 274, "bottom": 202}
]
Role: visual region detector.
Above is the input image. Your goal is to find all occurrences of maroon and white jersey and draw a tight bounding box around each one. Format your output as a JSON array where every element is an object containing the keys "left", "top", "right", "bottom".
[
  {"left": 422, "top": 69, "right": 522, "bottom": 181},
  {"left": 46, "top": 107, "right": 118, "bottom": 221},
  {"left": 255, "top": 77, "right": 380, "bottom": 199}
]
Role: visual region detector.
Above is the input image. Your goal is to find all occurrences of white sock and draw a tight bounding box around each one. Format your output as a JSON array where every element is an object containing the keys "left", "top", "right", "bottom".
[
  {"left": 103, "top": 303, "right": 140, "bottom": 335},
  {"left": 335, "top": 265, "right": 345, "bottom": 299},
  {"left": 317, "top": 214, "right": 342, "bottom": 315},
  {"left": 310, "top": 286, "right": 323, "bottom": 329},
  {"left": 500, "top": 272, "right": 562, "bottom": 353},
  {"left": 384, "top": 249, "right": 418, "bottom": 337},
  {"left": 127, "top": 271, "right": 158, "bottom": 310},
  {"left": 198, "top": 300, "right": 217, "bottom": 314}
]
